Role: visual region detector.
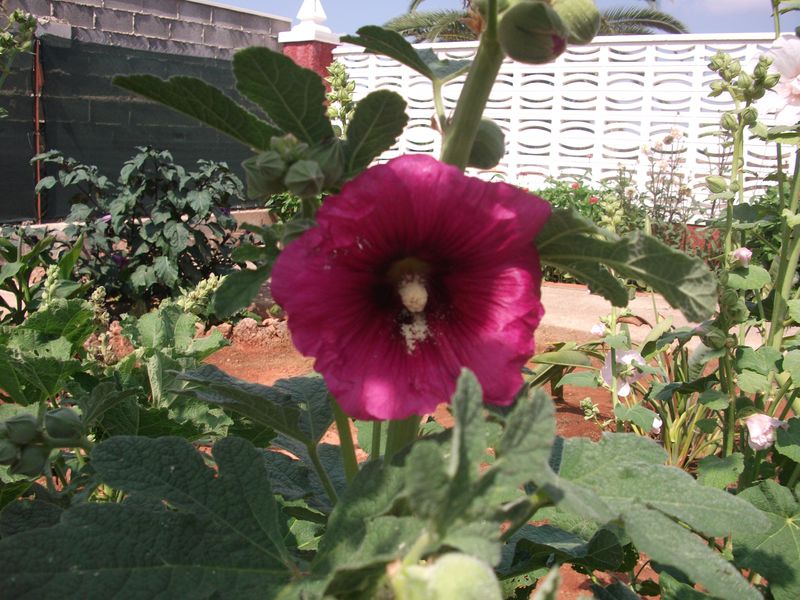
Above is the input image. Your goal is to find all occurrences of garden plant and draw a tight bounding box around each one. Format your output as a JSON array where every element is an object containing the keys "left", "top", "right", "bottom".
[{"left": 0, "top": 1, "right": 799, "bottom": 599}]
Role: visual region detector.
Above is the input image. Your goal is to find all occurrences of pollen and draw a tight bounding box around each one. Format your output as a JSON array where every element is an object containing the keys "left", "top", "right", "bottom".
[
  {"left": 401, "top": 314, "right": 430, "bottom": 353},
  {"left": 398, "top": 275, "right": 428, "bottom": 314}
]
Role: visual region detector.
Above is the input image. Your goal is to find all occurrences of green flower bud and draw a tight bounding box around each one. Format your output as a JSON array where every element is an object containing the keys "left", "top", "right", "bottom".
[
  {"left": 764, "top": 73, "right": 781, "bottom": 89},
  {"left": 720, "top": 112, "right": 738, "bottom": 131},
  {"left": 45, "top": 408, "right": 83, "bottom": 441},
  {"left": 242, "top": 151, "right": 287, "bottom": 200},
  {"left": 309, "top": 140, "right": 346, "bottom": 188},
  {"left": 741, "top": 106, "right": 758, "bottom": 126},
  {"left": 498, "top": 1, "right": 568, "bottom": 65},
  {"left": 705, "top": 175, "right": 728, "bottom": 194},
  {"left": 5, "top": 414, "right": 39, "bottom": 446},
  {"left": 708, "top": 80, "right": 725, "bottom": 97},
  {"left": 551, "top": 0, "right": 601, "bottom": 45},
  {"left": 701, "top": 326, "right": 727, "bottom": 350},
  {"left": 736, "top": 72, "right": 753, "bottom": 90},
  {"left": 270, "top": 134, "right": 310, "bottom": 163},
  {"left": 10, "top": 445, "right": 51, "bottom": 478},
  {"left": 754, "top": 57, "right": 771, "bottom": 79},
  {"left": 0, "top": 439, "right": 19, "bottom": 465},
  {"left": 467, "top": 119, "right": 506, "bottom": 169},
  {"left": 284, "top": 160, "right": 325, "bottom": 199},
  {"left": 392, "top": 553, "right": 502, "bottom": 600}
]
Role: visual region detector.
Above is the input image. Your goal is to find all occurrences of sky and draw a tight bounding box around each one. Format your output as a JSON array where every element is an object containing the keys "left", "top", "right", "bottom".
[{"left": 222, "top": 0, "right": 800, "bottom": 36}]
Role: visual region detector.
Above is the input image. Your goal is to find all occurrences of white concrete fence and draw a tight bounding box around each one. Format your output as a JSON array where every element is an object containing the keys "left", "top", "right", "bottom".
[{"left": 334, "top": 33, "right": 790, "bottom": 215}]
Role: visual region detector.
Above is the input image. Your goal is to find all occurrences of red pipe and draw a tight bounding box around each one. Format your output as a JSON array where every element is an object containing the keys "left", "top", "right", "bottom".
[{"left": 33, "top": 38, "right": 44, "bottom": 223}]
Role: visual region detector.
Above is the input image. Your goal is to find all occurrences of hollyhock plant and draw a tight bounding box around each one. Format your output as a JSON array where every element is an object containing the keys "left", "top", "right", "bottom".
[
  {"left": 271, "top": 154, "right": 551, "bottom": 420},
  {"left": 600, "top": 349, "right": 645, "bottom": 397},
  {"left": 731, "top": 246, "right": 753, "bottom": 267},
  {"left": 761, "top": 34, "right": 800, "bottom": 125},
  {"left": 744, "top": 413, "right": 787, "bottom": 451}
]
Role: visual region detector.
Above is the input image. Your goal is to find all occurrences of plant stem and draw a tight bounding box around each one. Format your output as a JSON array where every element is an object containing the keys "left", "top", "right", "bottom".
[
  {"left": 721, "top": 356, "right": 737, "bottom": 457},
  {"left": 440, "top": 0, "right": 503, "bottom": 170},
  {"left": 307, "top": 443, "right": 338, "bottom": 505},
  {"left": 384, "top": 415, "right": 421, "bottom": 463},
  {"left": 331, "top": 396, "right": 359, "bottom": 484}
]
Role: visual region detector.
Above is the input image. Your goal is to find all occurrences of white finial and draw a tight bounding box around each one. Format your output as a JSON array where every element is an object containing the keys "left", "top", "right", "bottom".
[
  {"left": 279, "top": 0, "right": 339, "bottom": 43},
  {"left": 295, "top": 0, "right": 332, "bottom": 34}
]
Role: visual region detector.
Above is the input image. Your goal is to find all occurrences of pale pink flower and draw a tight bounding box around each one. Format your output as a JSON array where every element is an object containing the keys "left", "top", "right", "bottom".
[
  {"left": 732, "top": 247, "right": 753, "bottom": 267},
  {"left": 600, "top": 349, "right": 645, "bottom": 397},
  {"left": 651, "top": 415, "right": 663, "bottom": 435},
  {"left": 590, "top": 323, "right": 606, "bottom": 336},
  {"left": 761, "top": 35, "right": 800, "bottom": 125},
  {"left": 745, "top": 413, "right": 787, "bottom": 451},
  {"left": 669, "top": 127, "right": 683, "bottom": 139}
]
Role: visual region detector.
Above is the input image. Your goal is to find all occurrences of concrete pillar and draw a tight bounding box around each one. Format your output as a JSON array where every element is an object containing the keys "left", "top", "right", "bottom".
[{"left": 278, "top": 0, "right": 339, "bottom": 80}]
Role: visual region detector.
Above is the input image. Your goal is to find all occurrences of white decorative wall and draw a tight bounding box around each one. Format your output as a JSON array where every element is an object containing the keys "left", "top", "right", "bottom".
[{"left": 334, "top": 33, "right": 790, "bottom": 213}]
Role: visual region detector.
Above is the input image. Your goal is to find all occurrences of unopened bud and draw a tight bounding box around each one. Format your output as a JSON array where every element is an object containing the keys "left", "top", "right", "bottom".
[
  {"left": 721, "top": 113, "right": 738, "bottom": 131},
  {"left": 551, "top": 0, "right": 600, "bottom": 45},
  {"left": 0, "top": 439, "right": 18, "bottom": 465},
  {"left": 705, "top": 175, "right": 728, "bottom": 194},
  {"left": 242, "top": 151, "right": 287, "bottom": 200},
  {"left": 10, "top": 445, "right": 51, "bottom": 478},
  {"left": 5, "top": 414, "right": 39, "bottom": 445},
  {"left": 284, "top": 160, "right": 325, "bottom": 199},
  {"left": 741, "top": 106, "right": 758, "bottom": 126},
  {"left": 45, "top": 408, "right": 83, "bottom": 441},
  {"left": 498, "top": 1, "right": 568, "bottom": 65},
  {"left": 467, "top": 119, "right": 506, "bottom": 169}
]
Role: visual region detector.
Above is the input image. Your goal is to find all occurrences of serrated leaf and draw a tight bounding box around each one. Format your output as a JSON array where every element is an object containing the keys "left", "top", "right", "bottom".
[
  {"left": 177, "top": 365, "right": 332, "bottom": 446},
  {"left": 113, "top": 74, "right": 279, "bottom": 150},
  {"left": 0, "top": 499, "right": 63, "bottom": 538},
  {"left": 343, "top": 89, "right": 408, "bottom": 177},
  {"left": 556, "top": 371, "right": 598, "bottom": 388},
  {"left": 153, "top": 256, "right": 179, "bottom": 287},
  {"left": 775, "top": 417, "right": 800, "bottom": 462},
  {"left": 613, "top": 404, "right": 658, "bottom": 431},
  {"left": 659, "top": 571, "right": 713, "bottom": 599},
  {"left": 532, "top": 349, "right": 592, "bottom": 368},
  {"left": 736, "top": 369, "right": 768, "bottom": 394},
  {"left": 14, "top": 299, "right": 95, "bottom": 350},
  {"left": 341, "top": 26, "right": 471, "bottom": 82},
  {"left": 726, "top": 265, "right": 771, "bottom": 290},
  {"left": 538, "top": 209, "right": 716, "bottom": 322},
  {"left": 787, "top": 299, "right": 800, "bottom": 324},
  {"left": 696, "top": 453, "right": 744, "bottom": 489},
  {"left": 0, "top": 437, "right": 295, "bottom": 598},
  {"left": 211, "top": 264, "right": 271, "bottom": 318},
  {"left": 784, "top": 349, "right": 800, "bottom": 382},
  {"left": 233, "top": 47, "right": 333, "bottom": 145},
  {"left": 734, "top": 480, "right": 800, "bottom": 600}
]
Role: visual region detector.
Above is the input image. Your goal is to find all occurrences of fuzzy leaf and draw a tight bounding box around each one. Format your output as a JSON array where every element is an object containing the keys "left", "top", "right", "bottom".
[
  {"left": 211, "top": 264, "right": 271, "bottom": 318},
  {"left": 113, "top": 74, "right": 279, "bottom": 150},
  {"left": 613, "top": 404, "right": 658, "bottom": 431},
  {"left": 726, "top": 265, "right": 771, "bottom": 290},
  {"left": 233, "top": 47, "right": 333, "bottom": 145},
  {"left": 696, "top": 453, "right": 744, "bottom": 489},
  {"left": 343, "top": 90, "right": 408, "bottom": 176},
  {"left": 538, "top": 209, "right": 716, "bottom": 322},
  {"left": 775, "top": 417, "right": 800, "bottom": 462}
]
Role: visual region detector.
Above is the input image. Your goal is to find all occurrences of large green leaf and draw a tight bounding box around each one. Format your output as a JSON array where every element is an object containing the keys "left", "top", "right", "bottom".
[
  {"left": 211, "top": 264, "right": 272, "bottom": 319},
  {"left": 11, "top": 299, "right": 95, "bottom": 352},
  {"left": 177, "top": 365, "right": 332, "bottom": 447},
  {"left": 0, "top": 437, "right": 295, "bottom": 597},
  {"left": 113, "top": 74, "right": 279, "bottom": 150},
  {"left": 343, "top": 89, "right": 408, "bottom": 176},
  {"left": 538, "top": 209, "right": 717, "bottom": 322},
  {"left": 233, "top": 47, "right": 333, "bottom": 145},
  {"left": 341, "top": 26, "right": 471, "bottom": 82},
  {"left": 735, "top": 480, "right": 800, "bottom": 600}
]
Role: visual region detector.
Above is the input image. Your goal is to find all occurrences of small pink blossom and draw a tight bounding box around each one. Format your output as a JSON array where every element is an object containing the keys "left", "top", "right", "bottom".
[
  {"left": 272, "top": 155, "right": 551, "bottom": 420},
  {"left": 651, "top": 415, "right": 663, "bottom": 435},
  {"left": 745, "top": 413, "right": 787, "bottom": 451},
  {"left": 600, "top": 349, "right": 645, "bottom": 397},
  {"left": 732, "top": 247, "right": 753, "bottom": 268},
  {"left": 588, "top": 195, "right": 599, "bottom": 205},
  {"left": 570, "top": 182, "right": 580, "bottom": 190},
  {"left": 590, "top": 323, "right": 606, "bottom": 336},
  {"left": 761, "top": 35, "right": 800, "bottom": 125}
]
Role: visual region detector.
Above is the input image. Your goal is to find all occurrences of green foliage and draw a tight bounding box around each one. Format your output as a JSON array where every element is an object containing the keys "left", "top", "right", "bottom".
[
  {"left": 34, "top": 147, "right": 249, "bottom": 317},
  {"left": 0, "top": 7, "right": 36, "bottom": 119}
]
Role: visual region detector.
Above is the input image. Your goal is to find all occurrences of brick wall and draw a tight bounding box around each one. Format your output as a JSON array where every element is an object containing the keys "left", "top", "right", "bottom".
[{"left": 6, "top": 0, "right": 291, "bottom": 59}]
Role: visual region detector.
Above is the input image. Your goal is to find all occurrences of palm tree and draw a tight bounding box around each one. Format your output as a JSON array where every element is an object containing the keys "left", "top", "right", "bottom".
[{"left": 385, "top": 0, "right": 688, "bottom": 42}]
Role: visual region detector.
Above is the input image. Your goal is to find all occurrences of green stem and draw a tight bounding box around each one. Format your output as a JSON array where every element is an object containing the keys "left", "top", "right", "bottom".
[
  {"left": 721, "top": 356, "right": 737, "bottom": 457},
  {"left": 772, "top": 0, "right": 782, "bottom": 38},
  {"left": 370, "top": 420, "right": 383, "bottom": 460},
  {"left": 307, "top": 444, "right": 338, "bottom": 505},
  {"left": 432, "top": 80, "right": 447, "bottom": 130},
  {"left": 440, "top": 0, "right": 503, "bottom": 170},
  {"left": 500, "top": 491, "right": 553, "bottom": 542},
  {"left": 331, "top": 396, "right": 359, "bottom": 484},
  {"left": 384, "top": 415, "right": 421, "bottom": 463}
]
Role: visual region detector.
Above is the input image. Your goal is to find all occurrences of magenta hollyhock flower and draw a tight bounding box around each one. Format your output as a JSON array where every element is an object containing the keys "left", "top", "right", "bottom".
[{"left": 271, "top": 155, "right": 551, "bottom": 420}]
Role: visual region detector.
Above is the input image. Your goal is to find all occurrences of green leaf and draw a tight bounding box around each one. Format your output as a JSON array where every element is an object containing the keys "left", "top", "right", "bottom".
[
  {"left": 556, "top": 371, "right": 598, "bottom": 388},
  {"left": 0, "top": 261, "right": 22, "bottom": 285},
  {"left": 532, "top": 349, "right": 593, "bottom": 368},
  {"left": 211, "top": 264, "right": 271, "bottom": 318},
  {"left": 113, "top": 74, "right": 279, "bottom": 150},
  {"left": 0, "top": 499, "right": 63, "bottom": 538},
  {"left": 613, "top": 404, "right": 658, "bottom": 431},
  {"left": 341, "top": 26, "right": 471, "bottom": 82},
  {"left": 787, "top": 300, "right": 800, "bottom": 324},
  {"left": 659, "top": 571, "right": 714, "bottom": 599},
  {"left": 591, "top": 581, "right": 641, "bottom": 599},
  {"left": 697, "top": 389, "right": 730, "bottom": 411},
  {"left": 726, "top": 265, "right": 771, "bottom": 290},
  {"left": 735, "top": 480, "right": 800, "bottom": 600},
  {"left": 153, "top": 256, "right": 179, "bottom": 287},
  {"left": 538, "top": 209, "right": 716, "bottom": 322},
  {"left": 177, "top": 365, "right": 332, "bottom": 446},
  {"left": 76, "top": 381, "right": 140, "bottom": 428},
  {"left": 775, "top": 417, "right": 800, "bottom": 462},
  {"left": 343, "top": 90, "right": 408, "bottom": 177},
  {"left": 0, "top": 481, "right": 32, "bottom": 512},
  {"left": 736, "top": 369, "right": 769, "bottom": 394},
  {"left": 0, "top": 437, "right": 295, "bottom": 598},
  {"left": 735, "top": 346, "right": 782, "bottom": 376},
  {"left": 14, "top": 299, "right": 95, "bottom": 350},
  {"left": 233, "top": 47, "right": 333, "bottom": 145},
  {"left": 696, "top": 453, "right": 744, "bottom": 489},
  {"left": 783, "top": 349, "right": 800, "bottom": 382}
]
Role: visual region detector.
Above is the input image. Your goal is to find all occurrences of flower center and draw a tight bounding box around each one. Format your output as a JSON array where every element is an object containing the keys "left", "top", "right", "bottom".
[{"left": 398, "top": 275, "right": 428, "bottom": 314}]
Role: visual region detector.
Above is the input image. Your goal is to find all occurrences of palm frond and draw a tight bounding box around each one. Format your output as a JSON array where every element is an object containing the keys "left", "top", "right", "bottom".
[
  {"left": 600, "top": 6, "right": 689, "bottom": 35},
  {"left": 385, "top": 10, "right": 476, "bottom": 42}
]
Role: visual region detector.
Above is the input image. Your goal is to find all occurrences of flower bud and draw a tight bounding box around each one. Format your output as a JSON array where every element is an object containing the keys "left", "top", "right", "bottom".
[
  {"left": 551, "top": 0, "right": 601, "bottom": 45},
  {"left": 242, "top": 151, "right": 287, "bottom": 200},
  {"left": 391, "top": 553, "right": 502, "bottom": 600},
  {"left": 705, "top": 175, "right": 728, "bottom": 194},
  {"left": 0, "top": 439, "right": 19, "bottom": 465},
  {"left": 498, "top": 1, "right": 568, "bottom": 65},
  {"left": 5, "top": 414, "right": 39, "bottom": 446},
  {"left": 10, "top": 445, "right": 51, "bottom": 478},
  {"left": 284, "top": 159, "right": 325, "bottom": 199},
  {"left": 754, "top": 56, "right": 772, "bottom": 79},
  {"left": 741, "top": 106, "right": 758, "bottom": 126},
  {"left": 45, "top": 408, "right": 83, "bottom": 441},
  {"left": 701, "top": 326, "right": 727, "bottom": 350},
  {"left": 270, "top": 134, "right": 309, "bottom": 163},
  {"left": 309, "top": 140, "right": 346, "bottom": 188},
  {"left": 720, "top": 112, "right": 738, "bottom": 131},
  {"left": 736, "top": 72, "right": 753, "bottom": 90},
  {"left": 731, "top": 247, "right": 753, "bottom": 268},
  {"left": 467, "top": 119, "right": 506, "bottom": 169},
  {"left": 763, "top": 73, "right": 781, "bottom": 89}
]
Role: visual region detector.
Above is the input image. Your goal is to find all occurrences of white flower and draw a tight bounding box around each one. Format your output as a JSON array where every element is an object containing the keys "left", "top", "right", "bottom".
[
  {"left": 745, "top": 413, "right": 787, "bottom": 451},
  {"left": 760, "top": 35, "right": 800, "bottom": 125},
  {"left": 590, "top": 323, "right": 606, "bottom": 336},
  {"left": 624, "top": 186, "right": 637, "bottom": 199},
  {"left": 651, "top": 415, "right": 663, "bottom": 435},
  {"left": 669, "top": 127, "right": 683, "bottom": 139},
  {"left": 732, "top": 246, "right": 753, "bottom": 267},
  {"left": 600, "top": 349, "right": 646, "bottom": 397}
]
